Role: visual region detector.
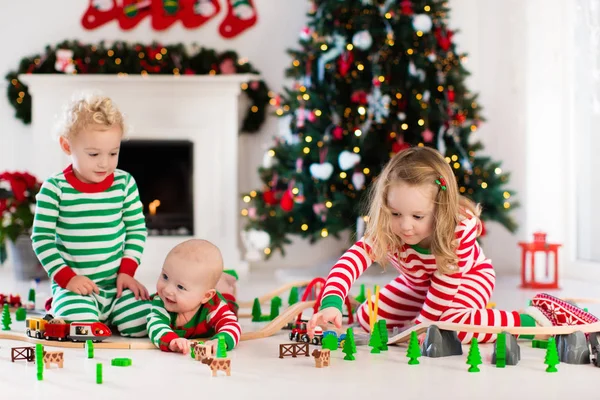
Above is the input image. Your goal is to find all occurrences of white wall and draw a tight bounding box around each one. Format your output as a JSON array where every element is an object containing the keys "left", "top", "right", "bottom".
[{"left": 0, "top": 0, "right": 568, "bottom": 277}]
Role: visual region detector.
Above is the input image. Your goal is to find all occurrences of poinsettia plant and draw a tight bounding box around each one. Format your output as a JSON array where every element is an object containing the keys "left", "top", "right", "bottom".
[{"left": 0, "top": 171, "right": 41, "bottom": 264}]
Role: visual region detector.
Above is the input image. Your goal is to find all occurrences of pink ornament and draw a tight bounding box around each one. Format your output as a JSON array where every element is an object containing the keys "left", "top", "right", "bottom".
[
  {"left": 333, "top": 126, "right": 343, "bottom": 140},
  {"left": 422, "top": 129, "right": 434, "bottom": 143},
  {"left": 307, "top": 111, "right": 316, "bottom": 123},
  {"left": 248, "top": 207, "right": 257, "bottom": 219},
  {"left": 219, "top": 58, "right": 236, "bottom": 75},
  {"left": 250, "top": 81, "right": 260, "bottom": 90},
  {"left": 313, "top": 203, "right": 327, "bottom": 221},
  {"left": 352, "top": 172, "right": 366, "bottom": 190},
  {"left": 296, "top": 158, "right": 303, "bottom": 172}
]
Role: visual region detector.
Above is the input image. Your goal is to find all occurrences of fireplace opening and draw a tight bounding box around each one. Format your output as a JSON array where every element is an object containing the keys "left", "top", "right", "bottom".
[{"left": 118, "top": 140, "right": 194, "bottom": 236}]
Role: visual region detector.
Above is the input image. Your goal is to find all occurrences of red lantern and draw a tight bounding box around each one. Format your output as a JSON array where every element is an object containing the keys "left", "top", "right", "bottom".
[{"left": 518, "top": 231, "right": 561, "bottom": 290}]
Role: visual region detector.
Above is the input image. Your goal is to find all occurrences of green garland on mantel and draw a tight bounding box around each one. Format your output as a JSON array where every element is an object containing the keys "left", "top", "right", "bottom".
[{"left": 5, "top": 40, "right": 273, "bottom": 133}]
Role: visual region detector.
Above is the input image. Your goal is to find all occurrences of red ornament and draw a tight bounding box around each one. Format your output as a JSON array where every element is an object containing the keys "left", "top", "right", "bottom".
[
  {"left": 448, "top": 89, "right": 455, "bottom": 102},
  {"left": 456, "top": 112, "right": 466, "bottom": 124},
  {"left": 280, "top": 190, "right": 294, "bottom": 212},
  {"left": 184, "top": 68, "right": 195, "bottom": 75},
  {"left": 332, "top": 126, "right": 344, "bottom": 140},
  {"left": 434, "top": 27, "right": 453, "bottom": 51},
  {"left": 338, "top": 50, "right": 354, "bottom": 77},
  {"left": 351, "top": 90, "right": 368, "bottom": 104},
  {"left": 262, "top": 190, "right": 278, "bottom": 206},
  {"left": 400, "top": 0, "right": 413, "bottom": 15},
  {"left": 392, "top": 139, "right": 411, "bottom": 153},
  {"left": 219, "top": 58, "right": 237, "bottom": 74},
  {"left": 421, "top": 129, "right": 434, "bottom": 143}
]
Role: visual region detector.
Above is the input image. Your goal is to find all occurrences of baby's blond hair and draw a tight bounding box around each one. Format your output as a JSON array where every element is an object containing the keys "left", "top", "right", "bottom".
[
  {"left": 363, "top": 146, "right": 481, "bottom": 274},
  {"left": 55, "top": 94, "right": 125, "bottom": 140}
]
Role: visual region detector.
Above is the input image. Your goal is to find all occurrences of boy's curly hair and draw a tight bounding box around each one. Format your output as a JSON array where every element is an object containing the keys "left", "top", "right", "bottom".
[{"left": 55, "top": 94, "right": 125, "bottom": 139}]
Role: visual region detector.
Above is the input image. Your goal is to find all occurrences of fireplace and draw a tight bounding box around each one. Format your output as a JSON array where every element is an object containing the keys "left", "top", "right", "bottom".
[
  {"left": 20, "top": 74, "right": 256, "bottom": 280},
  {"left": 118, "top": 139, "right": 194, "bottom": 236}
]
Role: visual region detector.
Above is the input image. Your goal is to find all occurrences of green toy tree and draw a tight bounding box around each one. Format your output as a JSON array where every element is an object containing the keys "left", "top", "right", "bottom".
[
  {"left": 28, "top": 288, "right": 36, "bottom": 304},
  {"left": 1, "top": 304, "right": 11, "bottom": 330},
  {"left": 369, "top": 323, "right": 382, "bottom": 354},
  {"left": 378, "top": 319, "right": 389, "bottom": 351},
  {"left": 217, "top": 336, "right": 227, "bottom": 359},
  {"left": 355, "top": 284, "right": 366, "bottom": 304},
  {"left": 322, "top": 334, "right": 339, "bottom": 351},
  {"left": 407, "top": 331, "right": 421, "bottom": 365},
  {"left": 343, "top": 328, "right": 357, "bottom": 361},
  {"left": 544, "top": 337, "right": 559, "bottom": 373},
  {"left": 288, "top": 286, "right": 299, "bottom": 306},
  {"left": 270, "top": 296, "right": 282, "bottom": 320},
  {"left": 467, "top": 337, "right": 482, "bottom": 372},
  {"left": 251, "top": 298, "right": 262, "bottom": 322},
  {"left": 241, "top": 0, "right": 518, "bottom": 257}
]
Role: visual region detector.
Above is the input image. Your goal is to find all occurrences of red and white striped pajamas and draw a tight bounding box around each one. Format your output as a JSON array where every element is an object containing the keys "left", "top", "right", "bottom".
[{"left": 320, "top": 213, "right": 522, "bottom": 343}]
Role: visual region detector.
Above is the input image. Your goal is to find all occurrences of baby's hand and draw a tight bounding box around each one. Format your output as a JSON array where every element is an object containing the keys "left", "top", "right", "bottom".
[
  {"left": 169, "top": 338, "right": 191, "bottom": 354},
  {"left": 66, "top": 276, "right": 100, "bottom": 296}
]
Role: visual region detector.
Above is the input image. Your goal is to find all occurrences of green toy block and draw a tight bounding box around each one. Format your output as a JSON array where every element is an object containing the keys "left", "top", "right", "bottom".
[
  {"left": 28, "top": 288, "right": 36, "bottom": 304},
  {"left": 288, "top": 286, "right": 299, "bottom": 306},
  {"left": 217, "top": 336, "right": 227, "bottom": 358},
  {"left": 15, "top": 307, "right": 26, "bottom": 321},
  {"left": 495, "top": 333, "right": 506, "bottom": 368},
  {"left": 111, "top": 358, "right": 132, "bottom": 367},
  {"left": 355, "top": 284, "right": 366, "bottom": 304},
  {"left": 532, "top": 339, "right": 549, "bottom": 349},
  {"left": 96, "top": 363, "right": 103, "bottom": 384},
  {"left": 86, "top": 340, "right": 94, "bottom": 359}
]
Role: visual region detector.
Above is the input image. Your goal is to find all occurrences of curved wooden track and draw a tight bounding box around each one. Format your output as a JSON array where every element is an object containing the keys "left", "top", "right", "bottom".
[
  {"left": 387, "top": 321, "right": 600, "bottom": 345},
  {"left": 237, "top": 280, "right": 312, "bottom": 308},
  {"left": 0, "top": 300, "right": 318, "bottom": 349}
]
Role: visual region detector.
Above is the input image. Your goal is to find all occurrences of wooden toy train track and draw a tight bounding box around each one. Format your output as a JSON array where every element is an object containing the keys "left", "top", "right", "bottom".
[{"left": 236, "top": 280, "right": 313, "bottom": 308}]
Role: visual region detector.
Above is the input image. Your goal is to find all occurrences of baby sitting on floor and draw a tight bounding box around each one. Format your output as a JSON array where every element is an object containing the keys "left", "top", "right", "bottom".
[{"left": 146, "top": 239, "right": 241, "bottom": 354}]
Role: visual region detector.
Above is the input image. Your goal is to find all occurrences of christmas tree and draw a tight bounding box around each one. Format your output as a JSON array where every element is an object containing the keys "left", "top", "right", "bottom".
[
  {"left": 369, "top": 323, "right": 382, "bottom": 353},
  {"left": 377, "top": 319, "right": 389, "bottom": 351},
  {"left": 269, "top": 296, "right": 282, "bottom": 319},
  {"left": 544, "top": 337, "right": 559, "bottom": 373},
  {"left": 288, "top": 286, "right": 299, "bottom": 306},
  {"left": 466, "top": 337, "right": 482, "bottom": 372},
  {"left": 217, "top": 336, "right": 228, "bottom": 359},
  {"left": 343, "top": 328, "right": 357, "bottom": 360},
  {"left": 241, "top": 0, "right": 518, "bottom": 256},
  {"left": 407, "top": 331, "right": 421, "bottom": 365},
  {"left": 322, "top": 333, "right": 339, "bottom": 351},
  {"left": 28, "top": 288, "right": 36, "bottom": 304},
  {"left": 251, "top": 298, "right": 262, "bottom": 322},
  {"left": 1, "top": 304, "right": 11, "bottom": 330}
]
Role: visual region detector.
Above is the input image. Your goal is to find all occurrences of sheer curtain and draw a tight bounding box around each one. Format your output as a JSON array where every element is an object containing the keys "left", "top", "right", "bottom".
[{"left": 573, "top": 0, "right": 600, "bottom": 262}]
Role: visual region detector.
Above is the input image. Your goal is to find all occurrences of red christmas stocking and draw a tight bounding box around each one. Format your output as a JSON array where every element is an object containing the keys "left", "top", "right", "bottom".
[
  {"left": 151, "top": 0, "right": 181, "bottom": 30},
  {"left": 180, "top": 0, "right": 221, "bottom": 28},
  {"left": 218, "top": 0, "right": 258, "bottom": 39},
  {"left": 81, "top": 0, "right": 121, "bottom": 30},
  {"left": 119, "top": 0, "right": 152, "bottom": 30}
]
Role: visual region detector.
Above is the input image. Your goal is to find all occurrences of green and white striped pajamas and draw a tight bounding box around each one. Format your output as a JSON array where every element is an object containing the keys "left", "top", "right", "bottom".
[{"left": 31, "top": 166, "right": 150, "bottom": 337}]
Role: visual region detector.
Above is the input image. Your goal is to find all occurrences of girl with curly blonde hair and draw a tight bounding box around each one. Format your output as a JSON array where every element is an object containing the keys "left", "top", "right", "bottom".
[{"left": 309, "top": 146, "right": 599, "bottom": 343}]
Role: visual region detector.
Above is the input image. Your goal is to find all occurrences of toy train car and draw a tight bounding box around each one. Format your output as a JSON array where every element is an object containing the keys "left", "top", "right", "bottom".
[
  {"left": 0, "top": 293, "right": 22, "bottom": 308},
  {"left": 25, "top": 316, "right": 112, "bottom": 342}
]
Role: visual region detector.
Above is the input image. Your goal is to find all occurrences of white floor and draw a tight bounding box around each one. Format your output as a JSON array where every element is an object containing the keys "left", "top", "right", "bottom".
[{"left": 1, "top": 263, "right": 600, "bottom": 400}]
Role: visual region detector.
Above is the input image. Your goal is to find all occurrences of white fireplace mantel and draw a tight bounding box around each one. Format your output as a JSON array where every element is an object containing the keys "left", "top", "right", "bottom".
[{"left": 19, "top": 74, "right": 257, "bottom": 280}]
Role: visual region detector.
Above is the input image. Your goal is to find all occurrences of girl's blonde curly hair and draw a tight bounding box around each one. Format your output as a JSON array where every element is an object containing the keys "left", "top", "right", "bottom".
[
  {"left": 55, "top": 94, "right": 126, "bottom": 139},
  {"left": 363, "top": 146, "right": 481, "bottom": 275}
]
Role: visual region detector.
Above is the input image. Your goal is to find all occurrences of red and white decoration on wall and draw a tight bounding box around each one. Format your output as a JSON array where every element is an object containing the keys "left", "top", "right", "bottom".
[{"left": 81, "top": 0, "right": 258, "bottom": 38}]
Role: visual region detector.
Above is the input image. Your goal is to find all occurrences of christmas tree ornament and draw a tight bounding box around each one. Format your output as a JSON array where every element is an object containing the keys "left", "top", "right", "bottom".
[
  {"left": 294, "top": 183, "right": 306, "bottom": 204},
  {"left": 241, "top": 229, "right": 270, "bottom": 261},
  {"left": 318, "top": 34, "right": 346, "bottom": 81},
  {"left": 448, "top": 88, "right": 455, "bottom": 102},
  {"left": 332, "top": 126, "right": 344, "bottom": 140},
  {"left": 55, "top": 49, "right": 76, "bottom": 74},
  {"left": 422, "top": 90, "right": 431, "bottom": 103},
  {"left": 427, "top": 52, "right": 437, "bottom": 62},
  {"left": 309, "top": 162, "right": 334, "bottom": 180},
  {"left": 338, "top": 50, "right": 354, "bottom": 77},
  {"left": 338, "top": 151, "right": 361, "bottom": 170},
  {"left": 367, "top": 86, "right": 391, "bottom": 123},
  {"left": 262, "top": 190, "right": 278, "bottom": 205},
  {"left": 412, "top": 14, "right": 433, "bottom": 33},
  {"left": 280, "top": 190, "right": 294, "bottom": 212},
  {"left": 400, "top": 0, "right": 413, "bottom": 16},
  {"left": 299, "top": 26, "right": 313, "bottom": 42},
  {"left": 352, "top": 172, "right": 366, "bottom": 190},
  {"left": 351, "top": 90, "right": 369, "bottom": 104},
  {"left": 408, "top": 61, "right": 426, "bottom": 82},
  {"left": 313, "top": 203, "right": 328, "bottom": 222},
  {"left": 262, "top": 150, "right": 277, "bottom": 168},
  {"left": 397, "top": 112, "right": 406, "bottom": 121},
  {"left": 247, "top": 207, "right": 257, "bottom": 219},
  {"left": 422, "top": 129, "right": 434, "bottom": 143},
  {"left": 219, "top": 0, "right": 258, "bottom": 39},
  {"left": 352, "top": 31, "right": 373, "bottom": 50},
  {"left": 435, "top": 27, "right": 453, "bottom": 51},
  {"left": 295, "top": 158, "right": 303, "bottom": 173}
]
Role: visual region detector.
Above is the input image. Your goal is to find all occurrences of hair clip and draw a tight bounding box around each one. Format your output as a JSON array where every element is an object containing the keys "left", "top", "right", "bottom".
[{"left": 435, "top": 176, "right": 447, "bottom": 191}]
